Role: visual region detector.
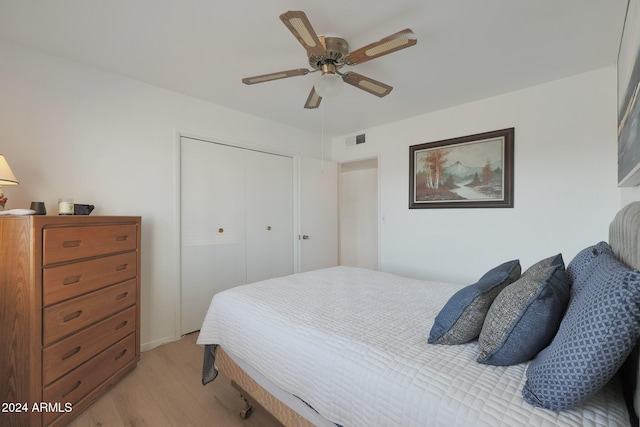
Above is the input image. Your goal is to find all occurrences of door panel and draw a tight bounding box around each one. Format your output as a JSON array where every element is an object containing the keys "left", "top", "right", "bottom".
[
  {"left": 298, "top": 157, "right": 338, "bottom": 272},
  {"left": 181, "top": 138, "right": 247, "bottom": 335},
  {"left": 245, "top": 150, "right": 294, "bottom": 283}
]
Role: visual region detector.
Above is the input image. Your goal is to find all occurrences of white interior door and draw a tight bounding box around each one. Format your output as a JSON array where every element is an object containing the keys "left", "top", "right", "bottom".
[
  {"left": 181, "top": 138, "right": 247, "bottom": 335},
  {"left": 298, "top": 156, "right": 338, "bottom": 272},
  {"left": 245, "top": 150, "right": 294, "bottom": 283}
]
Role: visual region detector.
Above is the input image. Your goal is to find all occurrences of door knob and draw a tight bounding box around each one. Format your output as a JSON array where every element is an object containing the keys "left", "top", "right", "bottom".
[
  {"left": 267, "top": 226, "right": 272, "bottom": 231},
  {"left": 302, "top": 235, "right": 309, "bottom": 240},
  {"left": 218, "top": 228, "right": 224, "bottom": 233}
]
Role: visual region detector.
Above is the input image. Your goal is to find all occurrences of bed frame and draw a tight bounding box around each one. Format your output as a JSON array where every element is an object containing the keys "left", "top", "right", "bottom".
[
  {"left": 214, "top": 346, "right": 314, "bottom": 426},
  {"left": 213, "top": 201, "right": 640, "bottom": 426}
]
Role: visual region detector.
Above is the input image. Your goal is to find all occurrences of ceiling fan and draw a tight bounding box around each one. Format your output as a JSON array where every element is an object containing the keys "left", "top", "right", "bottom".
[{"left": 242, "top": 11, "right": 417, "bottom": 109}]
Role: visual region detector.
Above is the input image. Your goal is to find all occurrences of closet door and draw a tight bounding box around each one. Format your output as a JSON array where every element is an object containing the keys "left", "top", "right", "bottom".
[
  {"left": 245, "top": 150, "right": 294, "bottom": 283},
  {"left": 181, "top": 138, "right": 247, "bottom": 335}
]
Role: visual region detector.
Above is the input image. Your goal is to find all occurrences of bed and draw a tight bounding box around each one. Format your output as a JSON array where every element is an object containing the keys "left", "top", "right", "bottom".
[{"left": 197, "top": 202, "right": 640, "bottom": 427}]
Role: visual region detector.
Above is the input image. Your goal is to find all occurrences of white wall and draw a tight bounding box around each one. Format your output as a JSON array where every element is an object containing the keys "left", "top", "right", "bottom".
[
  {"left": 332, "top": 67, "right": 623, "bottom": 284},
  {"left": 0, "top": 41, "right": 323, "bottom": 350}
]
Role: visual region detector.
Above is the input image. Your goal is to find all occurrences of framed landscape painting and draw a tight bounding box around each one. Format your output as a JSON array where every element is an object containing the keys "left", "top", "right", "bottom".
[
  {"left": 617, "top": 1, "right": 640, "bottom": 187},
  {"left": 409, "top": 128, "right": 514, "bottom": 209}
]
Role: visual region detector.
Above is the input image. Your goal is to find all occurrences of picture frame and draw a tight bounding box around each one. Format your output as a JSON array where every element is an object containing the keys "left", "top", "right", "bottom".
[
  {"left": 617, "top": 2, "right": 640, "bottom": 187},
  {"left": 409, "top": 128, "right": 514, "bottom": 209}
]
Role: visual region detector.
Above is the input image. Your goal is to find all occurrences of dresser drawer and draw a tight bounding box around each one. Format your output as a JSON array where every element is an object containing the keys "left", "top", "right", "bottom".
[
  {"left": 43, "top": 224, "right": 137, "bottom": 265},
  {"left": 43, "top": 306, "right": 136, "bottom": 386},
  {"left": 43, "top": 333, "right": 136, "bottom": 425},
  {"left": 43, "top": 279, "right": 136, "bottom": 345},
  {"left": 43, "top": 252, "right": 137, "bottom": 306}
]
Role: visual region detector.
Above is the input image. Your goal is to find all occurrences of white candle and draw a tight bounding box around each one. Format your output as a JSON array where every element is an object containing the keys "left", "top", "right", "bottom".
[{"left": 58, "top": 198, "right": 74, "bottom": 215}]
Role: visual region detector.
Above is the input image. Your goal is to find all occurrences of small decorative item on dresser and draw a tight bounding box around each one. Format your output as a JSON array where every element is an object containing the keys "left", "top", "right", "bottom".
[
  {"left": 74, "top": 203, "right": 95, "bottom": 215},
  {"left": 0, "top": 155, "right": 19, "bottom": 210},
  {"left": 58, "top": 198, "right": 74, "bottom": 215},
  {"left": 29, "top": 201, "right": 46, "bottom": 215}
]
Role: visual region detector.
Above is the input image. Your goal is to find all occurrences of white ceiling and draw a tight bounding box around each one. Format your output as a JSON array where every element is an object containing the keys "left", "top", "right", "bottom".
[{"left": 0, "top": 1, "right": 629, "bottom": 137}]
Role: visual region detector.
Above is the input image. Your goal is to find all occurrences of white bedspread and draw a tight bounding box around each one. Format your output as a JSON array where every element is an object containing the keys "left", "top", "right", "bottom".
[{"left": 197, "top": 266, "right": 630, "bottom": 427}]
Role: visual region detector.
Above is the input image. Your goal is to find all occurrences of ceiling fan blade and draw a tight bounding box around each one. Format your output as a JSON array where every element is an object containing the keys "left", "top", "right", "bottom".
[
  {"left": 242, "top": 68, "right": 310, "bottom": 85},
  {"left": 342, "top": 72, "right": 393, "bottom": 97},
  {"left": 280, "top": 11, "right": 326, "bottom": 57},
  {"left": 346, "top": 29, "right": 417, "bottom": 65},
  {"left": 304, "top": 87, "right": 322, "bottom": 109}
]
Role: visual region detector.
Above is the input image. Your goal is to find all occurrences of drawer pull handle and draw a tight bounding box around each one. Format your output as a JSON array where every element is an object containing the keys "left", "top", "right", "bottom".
[
  {"left": 61, "top": 346, "right": 81, "bottom": 361},
  {"left": 115, "top": 235, "right": 129, "bottom": 242},
  {"left": 115, "top": 320, "right": 128, "bottom": 330},
  {"left": 115, "top": 348, "right": 128, "bottom": 361},
  {"left": 63, "top": 310, "right": 82, "bottom": 322},
  {"left": 62, "top": 381, "right": 81, "bottom": 398},
  {"left": 62, "top": 275, "right": 82, "bottom": 286},
  {"left": 115, "top": 292, "right": 128, "bottom": 301},
  {"left": 62, "top": 240, "right": 82, "bottom": 248},
  {"left": 115, "top": 263, "right": 128, "bottom": 271}
]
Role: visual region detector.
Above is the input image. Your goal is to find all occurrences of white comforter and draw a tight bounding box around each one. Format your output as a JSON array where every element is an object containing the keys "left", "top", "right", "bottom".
[{"left": 197, "top": 266, "right": 629, "bottom": 427}]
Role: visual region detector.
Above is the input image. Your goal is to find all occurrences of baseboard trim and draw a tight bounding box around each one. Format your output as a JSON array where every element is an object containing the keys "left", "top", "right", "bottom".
[{"left": 141, "top": 335, "right": 181, "bottom": 352}]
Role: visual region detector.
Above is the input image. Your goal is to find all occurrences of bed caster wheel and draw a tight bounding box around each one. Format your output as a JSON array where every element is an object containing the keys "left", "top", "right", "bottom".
[
  {"left": 239, "top": 395, "right": 253, "bottom": 419},
  {"left": 239, "top": 406, "right": 252, "bottom": 419}
]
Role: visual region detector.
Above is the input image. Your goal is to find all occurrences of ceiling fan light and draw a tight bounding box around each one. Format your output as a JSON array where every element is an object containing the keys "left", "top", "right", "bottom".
[{"left": 314, "top": 73, "right": 343, "bottom": 98}]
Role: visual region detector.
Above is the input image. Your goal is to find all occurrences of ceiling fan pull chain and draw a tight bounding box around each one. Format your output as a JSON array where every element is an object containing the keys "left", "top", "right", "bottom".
[{"left": 321, "top": 102, "right": 325, "bottom": 172}]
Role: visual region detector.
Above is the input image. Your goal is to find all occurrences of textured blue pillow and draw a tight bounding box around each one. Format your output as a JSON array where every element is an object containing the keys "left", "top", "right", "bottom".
[
  {"left": 477, "top": 258, "right": 570, "bottom": 366},
  {"left": 428, "top": 260, "right": 521, "bottom": 345},
  {"left": 566, "top": 241, "right": 613, "bottom": 295},
  {"left": 522, "top": 251, "right": 640, "bottom": 410}
]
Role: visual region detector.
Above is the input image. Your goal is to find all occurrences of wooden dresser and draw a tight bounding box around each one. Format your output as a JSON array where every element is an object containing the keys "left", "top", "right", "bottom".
[{"left": 0, "top": 215, "right": 141, "bottom": 426}]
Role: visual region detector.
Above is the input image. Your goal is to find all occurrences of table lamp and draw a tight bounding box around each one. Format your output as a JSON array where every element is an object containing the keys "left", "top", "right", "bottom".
[{"left": 0, "top": 155, "right": 19, "bottom": 210}]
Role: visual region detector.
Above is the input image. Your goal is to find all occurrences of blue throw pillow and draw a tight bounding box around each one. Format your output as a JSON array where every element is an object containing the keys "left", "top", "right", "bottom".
[
  {"left": 428, "top": 260, "right": 521, "bottom": 345},
  {"left": 566, "top": 242, "right": 613, "bottom": 295},
  {"left": 522, "top": 251, "right": 640, "bottom": 410},
  {"left": 477, "top": 257, "right": 570, "bottom": 366}
]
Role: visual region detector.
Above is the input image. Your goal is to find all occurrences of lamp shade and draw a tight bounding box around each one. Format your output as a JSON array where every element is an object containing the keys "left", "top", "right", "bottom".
[
  {"left": 314, "top": 73, "right": 343, "bottom": 98},
  {"left": 314, "top": 62, "right": 344, "bottom": 99},
  {"left": 0, "top": 155, "right": 19, "bottom": 185}
]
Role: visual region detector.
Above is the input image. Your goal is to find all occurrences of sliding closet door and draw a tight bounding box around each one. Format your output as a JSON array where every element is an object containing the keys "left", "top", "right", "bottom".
[
  {"left": 181, "top": 138, "right": 247, "bottom": 335},
  {"left": 180, "top": 137, "right": 295, "bottom": 335},
  {"left": 245, "top": 150, "right": 294, "bottom": 283}
]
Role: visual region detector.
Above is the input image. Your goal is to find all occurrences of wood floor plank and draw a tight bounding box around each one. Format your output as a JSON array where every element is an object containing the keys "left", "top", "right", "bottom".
[{"left": 67, "top": 333, "right": 285, "bottom": 427}]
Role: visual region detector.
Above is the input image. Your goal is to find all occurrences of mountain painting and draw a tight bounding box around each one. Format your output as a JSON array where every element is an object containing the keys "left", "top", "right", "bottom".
[{"left": 409, "top": 128, "right": 514, "bottom": 209}]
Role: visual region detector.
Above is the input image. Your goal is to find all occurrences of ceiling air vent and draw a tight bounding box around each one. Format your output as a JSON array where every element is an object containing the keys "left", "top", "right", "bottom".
[{"left": 346, "top": 133, "right": 366, "bottom": 147}]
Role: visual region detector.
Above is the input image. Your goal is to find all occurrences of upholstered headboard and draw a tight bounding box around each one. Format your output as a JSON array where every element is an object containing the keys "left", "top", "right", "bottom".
[{"left": 609, "top": 201, "right": 640, "bottom": 421}]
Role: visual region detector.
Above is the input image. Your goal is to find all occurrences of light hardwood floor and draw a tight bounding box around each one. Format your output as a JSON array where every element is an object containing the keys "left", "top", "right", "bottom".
[{"left": 67, "top": 333, "right": 284, "bottom": 427}]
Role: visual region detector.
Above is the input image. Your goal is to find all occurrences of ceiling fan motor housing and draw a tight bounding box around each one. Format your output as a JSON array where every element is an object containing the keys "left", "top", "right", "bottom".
[{"left": 308, "top": 36, "right": 349, "bottom": 71}]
